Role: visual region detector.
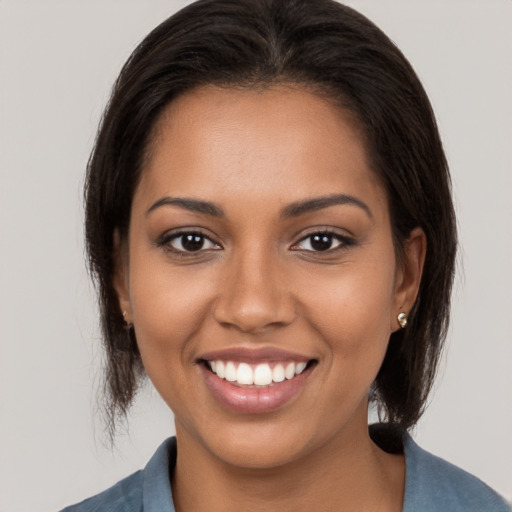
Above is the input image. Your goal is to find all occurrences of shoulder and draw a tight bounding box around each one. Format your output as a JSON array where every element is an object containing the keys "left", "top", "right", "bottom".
[
  {"left": 403, "top": 433, "right": 510, "bottom": 512},
  {"left": 59, "top": 471, "right": 143, "bottom": 512},
  {"left": 60, "top": 437, "right": 177, "bottom": 512}
]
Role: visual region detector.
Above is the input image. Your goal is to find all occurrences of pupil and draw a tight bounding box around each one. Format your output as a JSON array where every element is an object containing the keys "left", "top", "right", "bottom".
[
  {"left": 311, "top": 234, "right": 332, "bottom": 251},
  {"left": 182, "top": 234, "right": 204, "bottom": 251}
]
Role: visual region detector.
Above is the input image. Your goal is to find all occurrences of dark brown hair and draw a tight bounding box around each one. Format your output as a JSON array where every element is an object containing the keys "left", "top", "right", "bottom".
[{"left": 85, "top": 0, "right": 457, "bottom": 436}]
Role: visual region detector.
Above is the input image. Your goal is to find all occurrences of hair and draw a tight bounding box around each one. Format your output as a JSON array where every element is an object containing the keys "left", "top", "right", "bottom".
[{"left": 85, "top": 0, "right": 457, "bottom": 437}]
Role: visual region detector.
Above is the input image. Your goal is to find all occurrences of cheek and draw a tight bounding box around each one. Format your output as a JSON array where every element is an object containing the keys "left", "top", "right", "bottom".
[
  {"left": 299, "top": 256, "right": 396, "bottom": 366},
  {"left": 127, "top": 263, "right": 214, "bottom": 415},
  {"left": 127, "top": 251, "right": 215, "bottom": 372}
]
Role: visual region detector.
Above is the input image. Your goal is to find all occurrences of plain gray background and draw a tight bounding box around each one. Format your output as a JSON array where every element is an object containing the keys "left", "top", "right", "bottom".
[{"left": 1, "top": 1, "right": 511, "bottom": 510}]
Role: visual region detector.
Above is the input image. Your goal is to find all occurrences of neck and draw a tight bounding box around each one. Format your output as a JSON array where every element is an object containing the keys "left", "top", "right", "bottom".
[{"left": 171, "top": 418, "right": 405, "bottom": 512}]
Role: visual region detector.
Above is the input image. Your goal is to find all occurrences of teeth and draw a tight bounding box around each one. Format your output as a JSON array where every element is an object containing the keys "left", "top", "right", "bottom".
[
  {"left": 225, "top": 361, "right": 237, "bottom": 382},
  {"left": 236, "top": 363, "right": 254, "bottom": 385},
  {"left": 208, "top": 360, "right": 309, "bottom": 386},
  {"left": 295, "top": 362, "right": 307, "bottom": 374},
  {"left": 215, "top": 360, "right": 225, "bottom": 378},
  {"left": 285, "top": 362, "right": 295, "bottom": 380},
  {"left": 272, "top": 364, "right": 285, "bottom": 383},
  {"left": 254, "top": 364, "right": 273, "bottom": 386}
]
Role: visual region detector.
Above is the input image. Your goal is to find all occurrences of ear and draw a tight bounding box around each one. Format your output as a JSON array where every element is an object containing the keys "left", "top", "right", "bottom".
[
  {"left": 392, "top": 227, "right": 426, "bottom": 331},
  {"left": 112, "top": 229, "right": 132, "bottom": 323}
]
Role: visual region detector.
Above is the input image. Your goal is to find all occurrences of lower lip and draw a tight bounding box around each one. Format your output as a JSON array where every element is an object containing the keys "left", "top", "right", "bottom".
[{"left": 201, "top": 364, "right": 313, "bottom": 414}]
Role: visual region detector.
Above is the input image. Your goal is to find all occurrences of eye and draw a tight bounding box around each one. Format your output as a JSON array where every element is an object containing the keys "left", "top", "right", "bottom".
[
  {"left": 161, "top": 231, "right": 221, "bottom": 253},
  {"left": 293, "top": 232, "right": 351, "bottom": 252}
]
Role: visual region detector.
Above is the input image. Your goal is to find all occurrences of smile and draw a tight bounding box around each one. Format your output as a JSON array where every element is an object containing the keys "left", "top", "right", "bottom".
[
  {"left": 207, "top": 360, "right": 308, "bottom": 387},
  {"left": 198, "top": 349, "right": 317, "bottom": 414}
]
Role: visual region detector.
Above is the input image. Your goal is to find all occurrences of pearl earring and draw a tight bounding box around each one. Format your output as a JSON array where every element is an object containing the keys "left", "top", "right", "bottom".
[
  {"left": 122, "top": 310, "right": 133, "bottom": 328},
  {"left": 397, "top": 312, "right": 408, "bottom": 329}
]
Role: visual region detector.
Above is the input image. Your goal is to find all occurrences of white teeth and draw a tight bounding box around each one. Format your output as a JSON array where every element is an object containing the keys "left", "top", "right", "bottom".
[
  {"left": 215, "top": 360, "right": 225, "bottom": 379},
  {"left": 225, "top": 361, "right": 237, "bottom": 382},
  {"left": 254, "top": 364, "right": 273, "bottom": 386},
  {"left": 208, "top": 359, "right": 309, "bottom": 386},
  {"left": 272, "top": 364, "right": 285, "bottom": 383},
  {"left": 295, "top": 362, "right": 307, "bottom": 375},
  {"left": 236, "top": 363, "right": 254, "bottom": 385},
  {"left": 285, "top": 362, "right": 295, "bottom": 380}
]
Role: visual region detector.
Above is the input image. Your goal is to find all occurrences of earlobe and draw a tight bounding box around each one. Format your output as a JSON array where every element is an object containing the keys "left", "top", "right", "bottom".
[
  {"left": 393, "top": 227, "right": 426, "bottom": 330},
  {"left": 112, "top": 229, "right": 132, "bottom": 323}
]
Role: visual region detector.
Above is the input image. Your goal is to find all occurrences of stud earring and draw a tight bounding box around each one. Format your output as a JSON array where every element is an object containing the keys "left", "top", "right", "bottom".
[
  {"left": 397, "top": 312, "right": 408, "bottom": 329},
  {"left": 122, "top": 310, "right": 133, "bottom": 328}
]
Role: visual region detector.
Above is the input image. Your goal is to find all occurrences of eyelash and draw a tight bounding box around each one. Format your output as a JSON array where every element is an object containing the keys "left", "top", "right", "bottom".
[
  {"left": 157, "top": 230, "right": 221, "bottom": 254},
  {"left": 292, "top": 230, "right": 355, "bottom": 253},
  {"left": 157, "top": 229, "right": 354, "bottom": 255}
]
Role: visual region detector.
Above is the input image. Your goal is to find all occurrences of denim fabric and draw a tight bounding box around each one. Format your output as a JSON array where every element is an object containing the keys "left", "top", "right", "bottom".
[
  {"left": 60, "top": 439, "right": 176, "bottom": 512},
  {"left": 61, "top": 432, "right": 509, "bottom": 511},
  {"left": 401, "top": 434, "right": 510, "bottom": 511}
]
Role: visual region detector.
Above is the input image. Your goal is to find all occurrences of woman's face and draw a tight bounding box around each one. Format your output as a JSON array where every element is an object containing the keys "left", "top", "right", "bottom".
[{"left": 116, "top": 85, "right": 423, "bottom": 469}]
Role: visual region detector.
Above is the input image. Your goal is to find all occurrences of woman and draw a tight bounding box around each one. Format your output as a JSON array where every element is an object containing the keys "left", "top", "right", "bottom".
[{"left": 61, "top": 0, "right": 509, "bottom": 510}]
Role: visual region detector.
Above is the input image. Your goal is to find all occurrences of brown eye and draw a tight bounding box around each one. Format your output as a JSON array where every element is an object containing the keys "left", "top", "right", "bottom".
[
  {"left": 310, "top": 234, "right": 336, "bottom": 251},
  {"left": 294, "top": 232, "right": 353, "bottom": 252},
  {"left": 181, "top": 234, "right": 206, "bottom": 251},
  {"left": 165, "top": 232, "right": 220, "bottom": 253}
]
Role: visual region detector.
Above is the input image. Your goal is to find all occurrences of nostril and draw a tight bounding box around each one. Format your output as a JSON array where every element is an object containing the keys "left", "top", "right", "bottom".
[
  {"left": 213, "top": 267, "right": 296, "bottom": 332},
  {"left": 213, "top": 298, "right": 297, "bottom": 333}
]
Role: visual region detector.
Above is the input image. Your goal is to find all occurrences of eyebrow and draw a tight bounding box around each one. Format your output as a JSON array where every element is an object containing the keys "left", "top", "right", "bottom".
[
  {"left": 280, "top": 194, "right": 373, "bottom": 219},
  {"left": 146, "top": 197, "right": 224, "bottom": 217},
  {"left": 145, "top": 193, "right": 372, "bottom": 220}
]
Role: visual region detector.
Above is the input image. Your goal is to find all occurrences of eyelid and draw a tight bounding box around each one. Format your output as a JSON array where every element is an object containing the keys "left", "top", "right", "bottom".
[
  {"left": 156, "top": 228, "right": 222, "bottom": 253},
  {"left": 291, "top": 228, "right": 355, "bottom": 252}
]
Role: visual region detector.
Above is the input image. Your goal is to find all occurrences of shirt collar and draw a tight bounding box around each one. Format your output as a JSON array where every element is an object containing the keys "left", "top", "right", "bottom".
[{"left": 142, "top": 437, "right": 176, "bottom": 512}]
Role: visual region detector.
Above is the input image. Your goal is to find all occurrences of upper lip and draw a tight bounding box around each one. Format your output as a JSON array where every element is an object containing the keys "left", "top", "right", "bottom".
[{"left": 198, "top": 347, "right": 313, "bottom": 363}]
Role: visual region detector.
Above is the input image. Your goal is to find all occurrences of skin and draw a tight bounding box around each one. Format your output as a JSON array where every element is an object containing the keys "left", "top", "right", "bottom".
[{"left": 114, "top": 85, "right": 426, "bottom": 512}]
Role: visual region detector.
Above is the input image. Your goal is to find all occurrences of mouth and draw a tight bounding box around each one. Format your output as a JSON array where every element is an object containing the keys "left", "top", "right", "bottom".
[
  {"left": 203, "top": 359, "right": 313, "bottom": 387},
  {"left": 197, "top": 349, "right": 317, "bottom": 414}
]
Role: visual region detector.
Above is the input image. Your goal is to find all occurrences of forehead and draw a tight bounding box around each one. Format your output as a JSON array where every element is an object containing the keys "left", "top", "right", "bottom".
[{"left": 137, "top": 85, "right": 386, "bottom": 214}]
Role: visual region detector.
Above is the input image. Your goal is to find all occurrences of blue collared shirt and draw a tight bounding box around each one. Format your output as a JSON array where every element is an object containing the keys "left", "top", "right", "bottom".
[{"left": 61, "top": 432, "right": 510, "bottom": 511}]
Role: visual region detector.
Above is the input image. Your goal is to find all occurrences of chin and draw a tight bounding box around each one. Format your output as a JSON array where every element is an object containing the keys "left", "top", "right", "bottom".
[{"left": 208, "top": 428, "right": 314, "bottom": 470}]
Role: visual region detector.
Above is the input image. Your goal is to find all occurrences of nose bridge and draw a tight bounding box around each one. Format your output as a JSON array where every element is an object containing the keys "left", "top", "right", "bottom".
[{"left": 214, "top": 241, "right": 295, "bottom": 332}]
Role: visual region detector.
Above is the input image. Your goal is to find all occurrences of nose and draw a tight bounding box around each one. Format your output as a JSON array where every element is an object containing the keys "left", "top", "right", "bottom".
[{"left": 213, "top": 248, "right": 296, "bottom": 334}]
